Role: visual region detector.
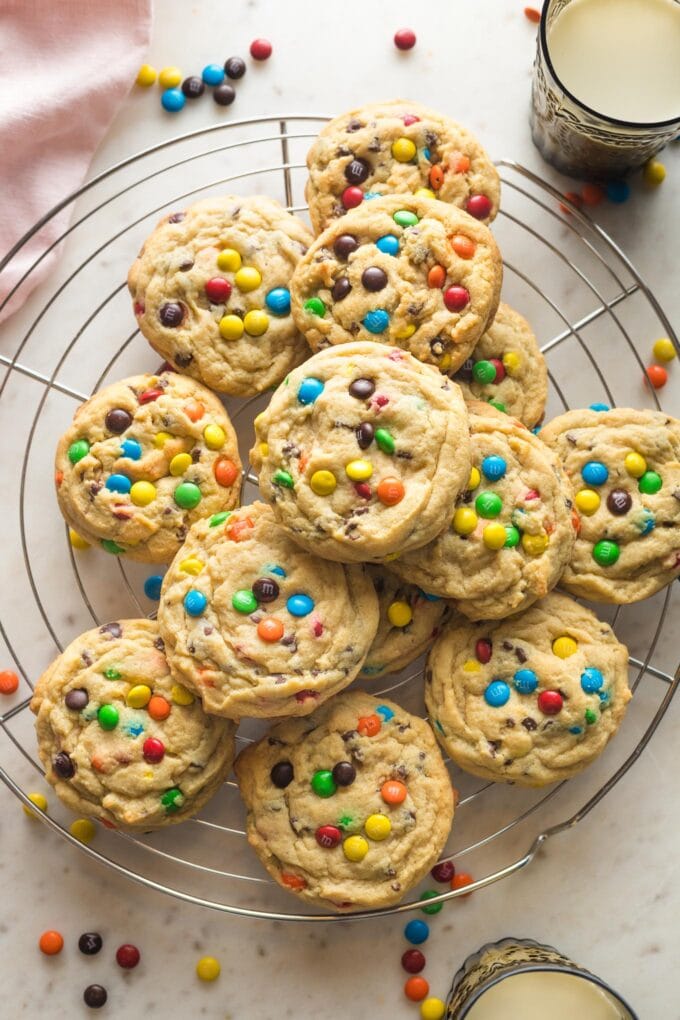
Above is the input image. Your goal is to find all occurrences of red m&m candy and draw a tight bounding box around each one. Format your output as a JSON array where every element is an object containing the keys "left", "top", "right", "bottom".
[
  {"left": 205, "top": 278, "right": 232, "bottom": 304},
  {"left": 465, "top": 194, "right": 492, "bottom": 219},
  {"left": 116, "top": 943, "right": 141, "bottom": 969},
  {"left": 394, "top": 27, "right": 417, "bottom": 50},
  {"left": 250, "top": 38, "right": 272, "bottom": 60},
  {"left": 342, "top": 186, "right": 363, "bottom": 210},
  {"left": 538, "top": 690, "right": 563, "bottom": 715}
]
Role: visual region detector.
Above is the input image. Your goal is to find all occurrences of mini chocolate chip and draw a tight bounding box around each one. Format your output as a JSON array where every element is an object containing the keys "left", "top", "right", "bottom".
[
  {"left": 346, "top": 118, "right": 362, "bottom": 132},
  {"left": 99, "top": 622, "right": 122, "bottom": 638},
  {"left": 168, "top": 212, "right": 185, "bottom": 223},
  {"left": 515, "top": 648, "right": 527, "bottom": 663},
  {"left": 154, "top": 637, "right": 165, "bottom": 651},
  {"left": 174, "top": 351, "right": 193, "bottom": 367},
  {"left": 522, "top": 717, "right": 537, "bottom": 731}
]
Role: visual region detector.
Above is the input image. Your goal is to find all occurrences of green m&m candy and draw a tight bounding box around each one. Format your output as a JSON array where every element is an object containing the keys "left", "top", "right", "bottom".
[
  {"left": 232, "top": 590, "right": 258, "bottom": 614},
  {"left": 585, "top": 708, "right": 598, "bottom": 725},
  {"left": 472, "top": 360, "right": 496, "bottom": 384},
  {"left": 475, "top": 492, "right": 503, "bottom": 518},
  {"left": 311, "top": 770, "right": 336, "bottom": 798},
  {"left": 273, "top": 469, "right": 294, "bottom": 489},
  {"left": 592, "top": 540, "right": 620, "bottom": 566},
  {"left": 304, "top": 297, "right": 326, "bottom": 317},
  {"left": 420, "top": 890, "right": 443, "bottom": 915},
  {"left": 375, "top": 428, "right": 395, "bottom": 454},
  {"left": 68, "top": 439, "right": 90, "bottom": 464},
  {"left": 161, "top": 787, "right": 184, "bottom": 813},
  {"left": 174, "top": 482, "right": 202, "bottom": 509},
  {"left": 209, "top": 511, "right": 231, "bottom": 527},
  {"left": 504, "top": 525, "right": 520, "bottom": 547},
  {"left": 638, "top": 471, "right": 662, "bottom": 494},
  {"left": 393, "top": 209, "right": 419, "bottom": 227},
  {"left": 101, "top": 539, "right": 124, "bottom": 555},
  {"left": 98, "top": 704, "right": 119, "bottom": 730}
]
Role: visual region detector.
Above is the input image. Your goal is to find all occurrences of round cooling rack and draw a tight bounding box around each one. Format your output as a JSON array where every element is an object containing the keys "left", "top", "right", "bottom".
[{"left": 0, "top": 114, "right": 678, "bottom": 922}]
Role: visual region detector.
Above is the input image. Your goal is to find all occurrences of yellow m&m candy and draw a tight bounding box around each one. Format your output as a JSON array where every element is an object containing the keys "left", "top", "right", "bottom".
[
  {"left": 345, "top": 459, "right": 373, "bottom": 481},
  {"left": 468, "top": 466, "right": 481, "bottom": 490},
  {"left": 23, "top": 792, "right": 47, "bottom": 817},
  {"left": 364, "top": 814, "right": 391, "bottom": 841},
  {"left": 179, "top": 557, "right": 204, "bottom": 575},
  {"left": 552, "top": 636, "right": 578, "bottom": 658},
  {"left": 234, "top": 266, "right": 261, "bottom": 292},
  {"left": 243, "top": 309, "right": 269, "bottom": 336},
  {"left": 453, "top": 508, "right": 478, "bottom": 535},
  {"left": 392, "top": 137, "right": 417, "bottom": 162},
  {"left": 624, "top": 452, "right": 647, "bottom": 478},
  {"left": 653, "top": 337, "right": 676, "bottom": 362},
  {"left": 158, "top": 66, "right": 182, "bottom": 89},
  {"left": 310, "top": 469, "right": 337, "bottom": 495},
  {"left": 203, "top": 425, "right": 225, "bottom": 450},
  {"left": 126, "top": 684, "right": 152, "bottom": 709},
  {"left": 575, "top": 489, "right": 600, "bottom": 515},
  {"left": 502, "top": 351, "right": 521, "bottom": 375},
  {"left": 343, "top": 835, "right": 369, "bottom": 862},
  {"left": 483, "top": 523, "right": 506, "bottom": 550},
  {"left": 522, "top": 532, "right": 549, "bottom": 556},
  {"left": 135, "top": 64, "right": 157, "bottom": 87},
  {"left": 169, "top": 452, "right": 192, "bottom": 476},
  {"left": 387, "top": 601, "right": 412, "bottom": 628},
  {"left": 217, "top": 249, "right": 241, "bottom": 272},
  {"left": 196, "top": 956, "right": 221, "bottom": 981},
  {"left": 69, "top": 529, "right": 90, "bottom": 550},
  {"left": 130, "top": 481, "right": 156, "bottom": 506},
  {"left": 171, "top": 684, "right": 195, "bottom": 706},
  {"left": 219, "top": 314, "right": 244, "bottom": 341},
  {"left": 70, "top": 818, "right": 96, "bottom": 844}
]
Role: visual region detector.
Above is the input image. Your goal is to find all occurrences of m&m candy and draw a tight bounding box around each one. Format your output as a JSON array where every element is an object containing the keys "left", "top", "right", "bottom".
[{"left": 394, "top": 27, "right": 417, "bottom": 49}]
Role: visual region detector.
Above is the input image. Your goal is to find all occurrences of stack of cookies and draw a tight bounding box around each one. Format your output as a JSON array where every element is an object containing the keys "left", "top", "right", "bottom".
[{"left": 35, "top": 100, "right": 680, "bottom": 914}]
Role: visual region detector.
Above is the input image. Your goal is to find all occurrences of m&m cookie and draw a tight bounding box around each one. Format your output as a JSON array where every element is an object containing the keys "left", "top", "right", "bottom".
[
  {"left": 426, "top": 592, "right": 631, "bottom": 786},
  {"left": 156, "top": 503, "right": 379, "bottom": 718},
  {"left": 250, "top": 342, "right": 472, "bottom": 563},
  {"left": 304, "top": 100, "right": 500, "bottom": 235},
  {"left": 359, "top": 567, "right": 451, "bottom": 680},
  {"left": 387, "top": 403, "right": 577, "bottom": 620},
  {"left": 234, "top": 691, "right": 454, "bottom": 910},
  {"left": 55, "top": 372, "right": 241, "bottom": 563},
  {"left": 540, "top": 408, "right": 680, "bottom": 602},
  {"left": 127, "top": 195, "right": 313, "bottom": 395},
  {"left": 291, "top": 195, "right": 502, "bottom": 375},
  {"left": 31, "top": 620, "right": 235, "bottom": 828},
  {"left": 453, "top": 303, "right": 548, "bottom": 428}
]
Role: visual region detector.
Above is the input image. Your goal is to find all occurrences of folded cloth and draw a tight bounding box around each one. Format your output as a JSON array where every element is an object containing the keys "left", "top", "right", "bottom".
[{"left": 0, "top": 0, "right": 152, "bottom": 322}]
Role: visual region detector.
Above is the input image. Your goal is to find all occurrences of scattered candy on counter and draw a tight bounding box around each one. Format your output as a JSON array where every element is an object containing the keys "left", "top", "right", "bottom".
[
  {"left": 394, "top": 27, "right": 417, "bottom": 50},
  {"left": 23, "top": 792, "right": 48, "bottom": 818},
  {"left": 70, "top": 818, "right": 97, "bottom": 844},
  {"left": 196, "top": 955, "right": 221, "bottom": 981},
  {"left": 646, "top": 364, "right": 668, "bottom": 389},
  {"left": 250, "top": 38, "right": 273, "bottom": 61},
  {"left": 524, "top": 6, "right": 541, "bottom": 23},
  {"left": 79, "top": 932, "right": 103, "bottom": 955},
  {"left": 39, "top": 930, "right": 64, "bottom": 955},
  {"left": 643, "top": 159, "right": 666, "bottom": 185},
  {"left": 135, "top": 63, "right": 157, "bottom": 87},
  {"left": 69, "top": 528, "right": 90, "bottom": 550},
  {"left": 158, "top": 66, "right": 182, "bottom": 89},
  {"left": 84, "top": 985, "right": 108, "bottom": 1009},
  {"left": 0, "top": 669, "right": 19, "bottom": 694},
  {"left": 652, "top": 337, "right": 676, "bottom": 362},
  {"left": 116, "top": 943, "right": 141, "bottom": 969}
]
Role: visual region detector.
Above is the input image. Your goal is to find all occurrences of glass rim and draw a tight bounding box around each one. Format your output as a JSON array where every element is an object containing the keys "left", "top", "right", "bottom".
[
  {"left": 539, "top": 0, "right": 680, "bottom": 130},
  {"left": 456, "top": 963, "right": 639, "bottom": 1019}
]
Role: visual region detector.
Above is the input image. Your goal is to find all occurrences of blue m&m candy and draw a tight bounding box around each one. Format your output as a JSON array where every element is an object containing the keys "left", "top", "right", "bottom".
[
  {"left": 375, "top": 704, "right": 395, "bottom": 721},
  {"left": 363, "top": 309, "right": 389, "bottom": 334},
  {"left": 581, "top": 667, "right": 604, "bottom": 693},
  {"left": 606, "top": 180, "right": 630, "bottom": 203},
  {"left": 265, "top": 288, "right": 291, "bottom": 316},
  {"left": 484, "top": 680, "right": 510, "bottom": 707},
  {"left": 297, "top": 377, "right": 325, "bottom": 404},
  {"left": 161, "top": 88, "right": 186, "bottom": 112},
  {"left": 481, "top": 456, "right": 507, "bottom": 481},
  {"left": 581, "top": 461, "right": 609, "bottom": 486},
  {"left": 202, "top": 63, "right": 225, "bottom": 85},
  {"left": 184, "top": 590, "right": 207, "bottom": 616},
  {"left": 105, "top": 474, "right": 132, "bottom": 494},
  {"left": 120, "top": 438, "right": 142, "bottom": 460},
  {"left": 144, "top": 575, "right": 163, "bottom": 601},
  {"left": 589, "top": 402, "right": 610, "bottom": 412},
  {"left": 376, "top": 235, "right": 399, "bottom": 256},
  {"left": 513, "top": 669, "right": 538, "bottom": 694},
  {"left": 404, "top": 919, "right": 429, "bottom": 945},
  {"left": 286, "top": 593, "right": 315, "bottom": 617}
]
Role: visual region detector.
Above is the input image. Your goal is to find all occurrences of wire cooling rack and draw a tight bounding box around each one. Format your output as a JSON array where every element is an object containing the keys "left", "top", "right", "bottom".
[{"left": 1, "top": 114, "right": 678, "bottom": 921}]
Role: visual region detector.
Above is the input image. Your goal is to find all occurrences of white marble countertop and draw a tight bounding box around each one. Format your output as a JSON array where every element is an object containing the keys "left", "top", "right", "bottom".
[{"left": 1, "top": 0, "right": 679, "bottom": 1016}]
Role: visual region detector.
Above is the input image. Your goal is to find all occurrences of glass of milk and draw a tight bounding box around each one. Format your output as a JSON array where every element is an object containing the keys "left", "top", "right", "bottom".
[
  {"left": 530, "top": 0, "right": 680, "bottom": 178},
  {"left": 446, "top": 938, "right": 638, "bottom": 1019}
]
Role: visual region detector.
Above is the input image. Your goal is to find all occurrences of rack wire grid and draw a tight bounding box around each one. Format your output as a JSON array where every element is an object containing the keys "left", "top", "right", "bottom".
[{"left": 1, "top": 114, "right": 678, "bottom": 922}]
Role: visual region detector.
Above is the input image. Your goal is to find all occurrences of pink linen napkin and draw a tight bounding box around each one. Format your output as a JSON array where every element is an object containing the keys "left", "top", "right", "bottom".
[{"left": 0, "top": 0, "right": 152, "bottom": 322}]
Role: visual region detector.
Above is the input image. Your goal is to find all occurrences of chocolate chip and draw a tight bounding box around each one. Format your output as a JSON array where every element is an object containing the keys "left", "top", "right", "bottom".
[
  {"left": 53, "top": 751, "right": 75, "bottom": 779},
  {"left": 515, "top": 647, "right": 527, "bottom": 663},
  {"left": 174, "top": 351, "right": 193, "bottom": 367},
  {"left": 154, "top": 637, "right": 165, "bottom": 651},
  {"left": 270, "top": 761, "right": 294, "bottom": 788},
  {"left": 168, "top": 212, "right": 185, "bottom": 223},
  {"left": 99, "top": 622, "right": 122, "bottom": 638},
  {"left": 522, "top": 717, "right": 537, "bottom": 731},
  {"left": 346, "top": 118, "right": 362, "bottom": 132}
]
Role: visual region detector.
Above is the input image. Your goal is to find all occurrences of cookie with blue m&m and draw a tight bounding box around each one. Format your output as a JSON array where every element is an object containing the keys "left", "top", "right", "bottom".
[
  {"left": 540, "top": 407, "right": 680, "bottom": 602},
  {"left": 157, "top": 503, "right": 379, "bottom": 719},
  {"left": 234, "top": 691, "right": 454, "bottom": 910},
  {"left": 304, "top": 100, "right": 500, "bottom": 235},
  {"left": 290, "top": 194, "right": 502, "bottom": 375},
  {"left": 387, "top": 403, "right": 577, "bottom": 620},
  {"left": 250, "top": 342, "right": 472, "bottom": 563},
  {"left": 31, "top": 619, "right": 235, "bottom": 828},
  {"left": 55, "top": 372, "right": 241, "bottom": 563},
  {"left": 426, "top": 592, "right": 631, "bottom": 787}
]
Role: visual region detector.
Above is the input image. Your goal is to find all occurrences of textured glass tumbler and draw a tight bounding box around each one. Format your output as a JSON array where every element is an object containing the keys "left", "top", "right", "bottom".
[
  {"left": 530, "top": 0, "right": 680, "bottom": 179},
  {"left": 445, "top": 938, "right": 639, "bottom": 1018}
]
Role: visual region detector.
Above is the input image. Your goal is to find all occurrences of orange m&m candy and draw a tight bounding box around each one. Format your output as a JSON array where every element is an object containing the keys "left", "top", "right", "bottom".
[
  {"left": 427, "top": 265, "right": 446, "bottom": 289},
  {"left": 381, "top": 779, "right": 407, "bottom": 805},
  {"left": 429, "top": 165, "right": 444, "bottom": 190},
  {"left": 280, "top": 872, "right": 307, "bottom": 889},
  {"left": 405, "top": 976, "right": 430, "bottom": 1001},
  {"left": 451, "top": 871, "right": 474, "bottom": 896},
  {"left": 581, "top": 183, "right": 603, "bottom": 206},
  {"left": 450, "top": 234, "right": 476, "bottom": 259},
  {"left": 377, "top": 477, "right": 405, "bottom": 506},
  {"left": 453, "top": 154, "right": 471, "bottom": 173},
  {"left": 0, "top": 670, "right": 19, "bottom": 695},
  {"left": 184, "top": 399, "right": 205, "bottom": 422},
  {"left": 226, "top": 516, "right": 254, "bottom": 541},
  {"left": 646, "top": 364, "right": 668, "bottom": 389},
  {"left": 357, "top": 714, "right": 381, "bottom": 737},
  {"left": 147, "top": 696, "right": 171, "bottom": 721},
  {"left": 39, "top": 930, "right": 64, "bottom": 955},
  {"left": 214, "top": 457, "right": 239, "bottom": 487},
  {"left": 258, "top": 617, "right": 284, "bottom": 642}
]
